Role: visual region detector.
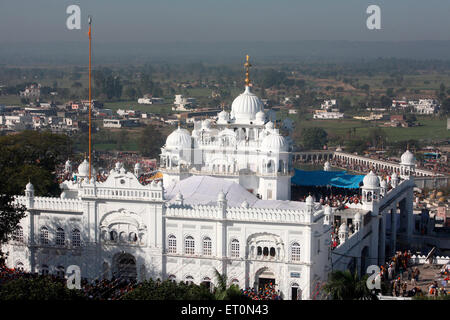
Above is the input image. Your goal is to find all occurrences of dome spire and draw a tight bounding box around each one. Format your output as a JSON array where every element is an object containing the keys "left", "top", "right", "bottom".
[{"left": 244, "top": 54, "right": 252, "bottom": 87}]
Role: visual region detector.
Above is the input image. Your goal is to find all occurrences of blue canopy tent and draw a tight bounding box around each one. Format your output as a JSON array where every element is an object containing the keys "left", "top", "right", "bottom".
[{"left": 292, "top": 169, "right": 364, "bottom": 189}]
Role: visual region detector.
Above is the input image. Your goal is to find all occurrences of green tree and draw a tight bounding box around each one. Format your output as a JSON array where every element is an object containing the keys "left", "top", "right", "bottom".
[
  {"left": 138, "top": 125, "right": 166, "bottom": 158},
  {"left": 300, "top": 127, "right": 328, "bottom": 150},
  {"left": 323, "top": 270, "right": 375, "bottom": 300},
  {"left": 213, "top": 268, "right": 250, "bottom": 301},
  {"left": 0, "top": 131, "right": 72, "bottom": 196},
  {"left": 0, "top": 194, "right": 26, "bottom": 265},
  {"left": 0, "top": 277, "right": 85, "bottom": 300},
  {"left": 367, "top": 127, "right": 387, "bottom": 149}
]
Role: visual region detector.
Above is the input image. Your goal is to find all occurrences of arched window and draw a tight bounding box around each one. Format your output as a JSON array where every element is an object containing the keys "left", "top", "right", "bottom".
[
  {"left": 230, "top": 239, "right": 240, "bottom": 258},
  {"left": 40, "top": 227, "right": 49, "bottom": 245},
  {"left": 231, "top": 279, "right": 239, "bottom": 286},
  {"left": 257, "top": 246, "right": 262, "bottom": 256},
  {"left": 13, "top": 226, "right": 24, "bottom": 242},
  {"left": 40, "top": 265, "right": 49, "bottom": 276},
  {"left": 185, "top": 275, "right": 194, "bottom": 285},
  {"left": 168, "top": 234, "right": 177, "bottom": 253},
  {"left": 201, "top": 277, "right": 212, "bottom": 290},
  {"left": 270, "top": 247, "right": 276, "bottom": 257},
  {"left": 168, "top": 274, "right": 176, "bottom": 282},
  {"left": 56, "top": 228, "right": 65, "bottom": 246},
  {"left": 202, "top": 237, "right": 212, "bottom": 256},
  {"left": 185, "top": 236, "right": 195, "bottom": 255},
  {"left": 291, "top": 242, "right": 301, "bottom": 262},
  {"left": 119, "top": 231, "right": 127, "bottom": 243},
  {"left": 129, "top": 232, "right": 138, "bottom": 243},
  {"left": 71, "top": 229, "right": 81, "bottom": 247},
  {"left": 110, "top": 230, "right": 118, "bottom": 242},
  {"left": 263, "top": 247, "right": 269, "bottom": 256},
  {"left": 15, "top": 262, "right": 24, "bottom": 272}
]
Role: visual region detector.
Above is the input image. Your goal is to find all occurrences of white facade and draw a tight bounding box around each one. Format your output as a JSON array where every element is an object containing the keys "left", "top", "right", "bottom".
[{"left": 4, "top": 81, "right": 416, "bottom": 300}]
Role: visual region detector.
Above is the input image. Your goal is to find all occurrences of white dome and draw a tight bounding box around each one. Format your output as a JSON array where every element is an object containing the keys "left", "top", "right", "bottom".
[
  {"left": 306, "top": 194, "right": 314, "bottom": 205},
  {"left": 324, "top": 161, "right": 331, "bottom": 171},
  {"left": 78, "top": 159, "right": 89, "bottom": 177},
  {"left": 26, "top": 181, "right": 34, "bottom": 192},
  {"left": 255, "top": 111, "right": 265, "bottom": 122},
  {"left": 135, "top": 162, "right": 142, "bottom": 169},
  {"left": 166, "top": 127, "right": 191, "bottom": 149},
  {"left": 265, "top": 121, "right": 274, "bottom": 130},
  {"left": 241, "top": 200, "right": 249, "bottom": 208},
  {"left": 363, "top": 171, "right": 380, "bottom": 188},
  {"left": 218, "top": 110, "right": 230, "bottom": 121},
  {"left": 261, "top": 129, "right": 287, "bottom": 152},
  {"left": 324, "top": 205, "right": 332, "bottom": 215},
  {"left": 231, "top": 86, "right": 264, "bottom": 121},
  {"left": 400, "top": 150, "right": 415, "bottom": 165}
]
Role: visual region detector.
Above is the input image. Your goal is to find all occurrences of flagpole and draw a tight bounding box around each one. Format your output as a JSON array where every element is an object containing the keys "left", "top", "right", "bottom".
[{"left": 88, "top": 16, "right": 92, "bottom": 180}]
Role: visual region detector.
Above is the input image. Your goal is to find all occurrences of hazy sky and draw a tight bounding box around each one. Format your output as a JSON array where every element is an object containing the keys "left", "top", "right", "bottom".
[{"left": 1, "top": 0, "right": 450, "bottom": 43}]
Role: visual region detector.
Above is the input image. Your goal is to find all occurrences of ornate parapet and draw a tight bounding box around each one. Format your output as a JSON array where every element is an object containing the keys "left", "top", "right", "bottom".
[{"left": 14, "top": 196, "right": 83, "bottom": 212}]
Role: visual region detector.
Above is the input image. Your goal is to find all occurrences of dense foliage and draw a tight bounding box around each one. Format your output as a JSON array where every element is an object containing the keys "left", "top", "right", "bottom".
[
  {"left": 322, "top": 270, "right": 376, "bottom": 300},
  {"left": 0, "top": 131, "right": 72, "bottom": 196}
]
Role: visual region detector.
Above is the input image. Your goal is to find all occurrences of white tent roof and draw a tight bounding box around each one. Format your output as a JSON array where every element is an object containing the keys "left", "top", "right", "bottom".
[{"left": 165, "top": 175, "right": 310, "bottom": 210}]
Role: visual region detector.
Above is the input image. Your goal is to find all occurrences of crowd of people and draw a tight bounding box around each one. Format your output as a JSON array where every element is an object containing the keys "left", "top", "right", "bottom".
[
  {"left": 375, "top": 251, "right": 448, "bottom": 298},
  {"left": 240, "top": 283, "right": 282, "bottom": 300},
  {"left": 292, "top": 186, "right": 363, "bottom": 208}
]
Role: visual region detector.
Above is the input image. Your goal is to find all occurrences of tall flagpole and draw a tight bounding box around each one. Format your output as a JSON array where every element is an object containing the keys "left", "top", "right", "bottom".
[{"left": 88, "top": 16, "right": 92, "bottom": 180}]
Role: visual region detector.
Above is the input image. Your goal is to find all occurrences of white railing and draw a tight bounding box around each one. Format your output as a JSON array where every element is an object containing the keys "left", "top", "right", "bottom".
[{"left": 15, "top": 196, "right": 83, "bottom": 212}]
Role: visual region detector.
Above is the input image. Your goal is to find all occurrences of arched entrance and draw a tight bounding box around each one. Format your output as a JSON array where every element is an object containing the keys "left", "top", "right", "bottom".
[
  {"left": 113, "top": 252, "right": 137, "bottom": 281},
  {"left": 255, "top": 268, "right": 276, "bottom": 291}
]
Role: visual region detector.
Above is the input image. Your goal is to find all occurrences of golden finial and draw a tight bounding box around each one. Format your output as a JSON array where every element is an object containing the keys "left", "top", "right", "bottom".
[{"left": 244, "top": 54, "right": 252, "bottom": 87}]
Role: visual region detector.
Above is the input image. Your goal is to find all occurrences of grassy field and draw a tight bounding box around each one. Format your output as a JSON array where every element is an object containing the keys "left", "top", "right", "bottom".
[{"left": 294, "top": 116, "right": 450, "bottom": 143}]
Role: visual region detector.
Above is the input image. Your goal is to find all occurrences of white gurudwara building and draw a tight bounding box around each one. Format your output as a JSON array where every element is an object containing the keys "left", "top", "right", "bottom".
[{"left": 4, "top": 58, "right": 416, "bottom": 300}]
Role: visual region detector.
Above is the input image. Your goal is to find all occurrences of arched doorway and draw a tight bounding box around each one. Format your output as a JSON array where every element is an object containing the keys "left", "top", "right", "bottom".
[
  {"left": 255, "top": 268, "right": 276, "bottom": 291},
  {"left": 113, "top": 252, "right": 137, "bottom": 281},
  {"left": 291, "top": 283, "right": 302, "bottom": 300}
]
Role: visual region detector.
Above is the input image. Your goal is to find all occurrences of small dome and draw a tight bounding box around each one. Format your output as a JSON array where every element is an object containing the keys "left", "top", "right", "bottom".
[
  {"left": 26, "top": 181, "right": 34, "bottom": 192},
  {"left": 255, "top": 111, "right": 265, "bottom": 122},
  {"left": 115, "top": 162, "right": 122, "bottom": 171},
  {"left": 261, "top": 129, "right": 287, "bottom": 152},
  {"left": 363, "top": 171, "right": 380, "bottom": 188},
  {"left": 324, "top": 161, "right": 331, "bottom": 171},
  {"left": 339, "top": 223, "right": 348, "bottom": 233},
  {"left": 324, "top": 205, "right": 332, "bottom": 215},
  {"left": 78, "top": 159, "right": 89, "bottom": 177},
  {"left": 336, "top": 146, "right": 342, "bottom": 152},
  {"left": 135, "top": 162, "right": 142, "bottom": 169},
  {"left": 306, "top": 195, "right": 314, "bottom": 205},
  {"left": 231, "top": 86, "right": 264, "bottom": 122},
  {"left": 218, "top": 110, "right": 230, "bottom": 121},
  {"left": 60, "top": 191, "right": 67, "bottom": 199},
  {"left": 166, "top": 127, "right": 191, "bottom": 149},
  {"left": 400, "top": 150, "right": 416, "bottom": 166},
  {"left": 265, "top": 121, "right": 274, "bottom": 131}
]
